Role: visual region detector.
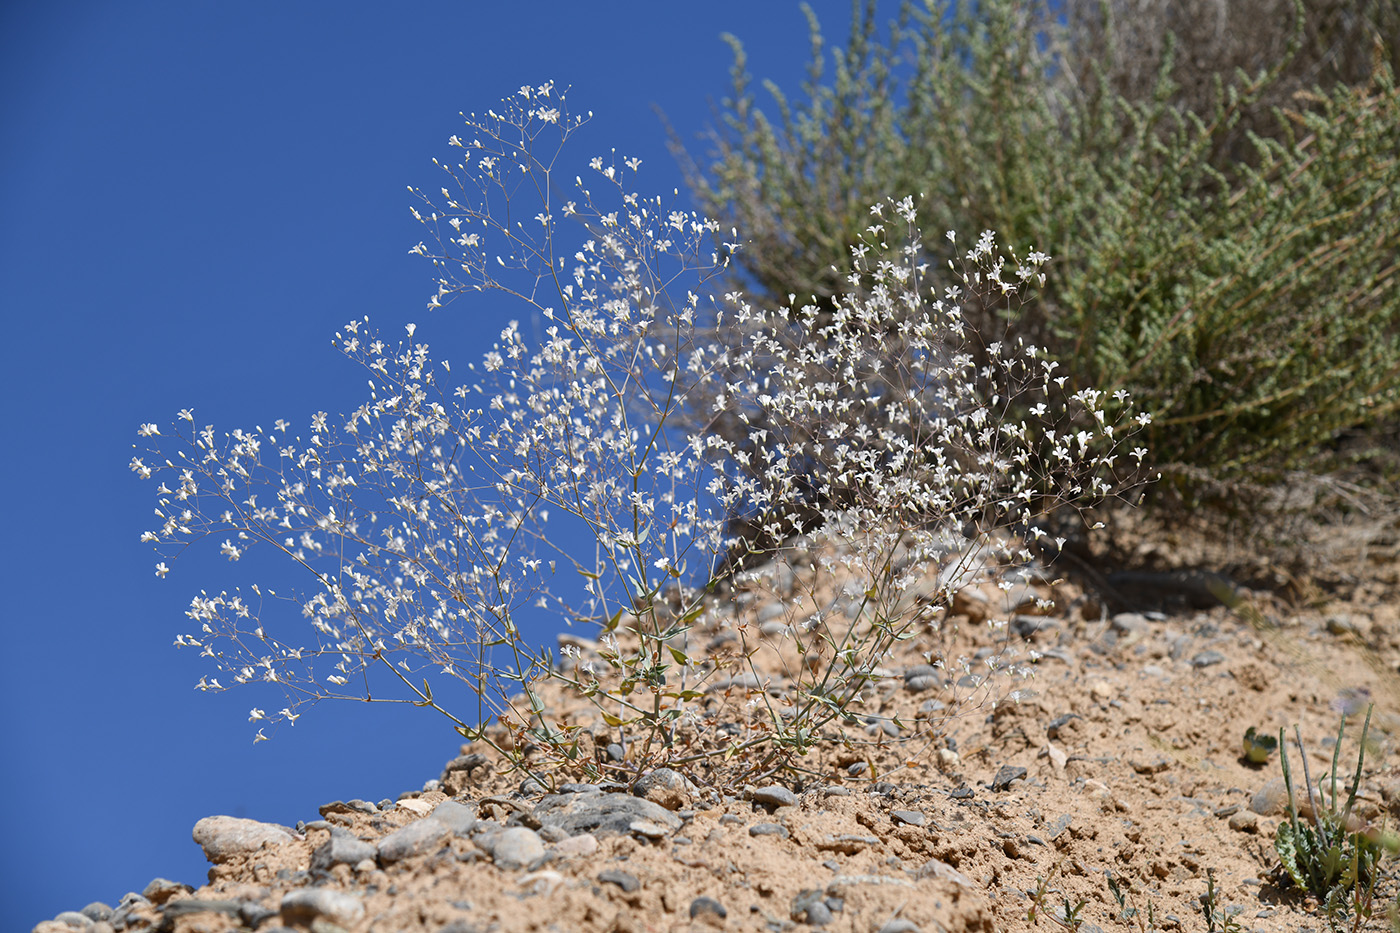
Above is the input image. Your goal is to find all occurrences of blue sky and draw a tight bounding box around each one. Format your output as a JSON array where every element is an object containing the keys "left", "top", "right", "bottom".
[{"left": 0, "top": 2, "right": 874, "bottom": 925}]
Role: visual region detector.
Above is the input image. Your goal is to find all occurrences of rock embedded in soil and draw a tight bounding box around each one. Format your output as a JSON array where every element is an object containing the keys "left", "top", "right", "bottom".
[
  {"left": 598, "top": 869, "right": 640, "bottom": 893},
  {"left": 377, "top": 800, "right": 476, "bottom": 864},
  {"left": 990, "top": 765, "right": 1027, "bottom": 791},
  {"left": 280, "top": 888, "right": 365, "bottom": 927},
  {"left": 890, "top": 809, "right": 926, "bottom": 827},
  {"left": 140, "top": 878, "right": 192, "bottom": 904},
  {"left": 632, "top": 767, "right": 693, "bottom": 810},
  {"left": 751, "top": 785, "right": 798, "bottom": 808},
  {"left": 533, "top": 791, "right": 682, "bottom": 838},
  {"left": 477, "top": 826, "right": 545, "bottom": 870},
  {"left": 311, "top": 827, "right": 378, "bottom": 871},
  {"left": 191, "top": 816, "right": 296, "bottom": 863},
  {"left": 689, "top": 896, "right": 728, "bottom": 924}
]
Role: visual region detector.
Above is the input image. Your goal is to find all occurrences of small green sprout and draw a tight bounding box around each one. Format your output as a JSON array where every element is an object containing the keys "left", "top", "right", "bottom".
[{"left": 1274, "top": 705, "right": 1394, "bottom": 912}]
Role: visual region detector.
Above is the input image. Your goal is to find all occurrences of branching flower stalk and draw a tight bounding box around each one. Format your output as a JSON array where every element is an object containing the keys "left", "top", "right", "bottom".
[{"left": 133, "top": 83, "right": 1150, "bottom": 787}]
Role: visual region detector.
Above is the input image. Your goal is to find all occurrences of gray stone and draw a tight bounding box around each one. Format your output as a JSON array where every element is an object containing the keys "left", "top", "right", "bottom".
[
  {"left": 1111, "top": 613, "right": 1152, "bottom": 635},
  {"left": 80, "top": 905, "right": 112, "bottom": 922},
  {"left": 1251, "top": 777, "right": 1288, "bottom": 815},
  {"left": 1191, "top": 650, "right": 1226, "bottom": 668},
  {"left": 689, "top": 896, "right": 727, "bottom": 921},
  {"left": 480, "top": 826, "right": 544, "bottom": 869},
  {"left": 890, "top": 810, "right": 925, "bottom": 827},
  {"left": 311, "top": 827, "right": 378, "bottom": 871},
  {"left": 430, "top": 800, "right": 477, "bottom": 834},
  {"left": 598, "top": 869, "right": 640, "bottom": 893},
  {"left": 534, "top": 792, "right": 682, "bottom": 838},
  {"left": 280, "top": 889, "right": 365, "bottom": 927},
  {"left": 141, "top": 877, "right": 193, "bottom": 904},
  {"left": 632, "top": 768, "right": 693, "bottom": 811},
  {"left": 905, "top": 674, "right": 942, "bottom": 693},
  {"left": 749, "top": 822, "right": 790, "bottom": 838},
  {"left": 1228, "top": 811, "right": 1259, "bottom": 833},
  {"left": 990, "top": 765, "right": 1027, "bottom": 791},
  {"left": 752, "top": 785, "right": 798, "bottom": 808},
  {"left": 192, "top": 816, "right": 296, "bottom": 864},
  {"left": 441, "top": 752, "right": 489, "bottom": 778},
  {"left": 791, "top": 889, "right": 832, "bottom": 925},
  {"left": 377, "top": 801, "right": 476, "bottom": 864},
  {"left": 1011, "top": 615, "right": 1056, "bottom": 640}
]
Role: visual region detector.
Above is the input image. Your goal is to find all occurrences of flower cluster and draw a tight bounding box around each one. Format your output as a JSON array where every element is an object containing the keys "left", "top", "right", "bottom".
[{"left": 134, "top": 86, "right": 1149, "bottom": 782}]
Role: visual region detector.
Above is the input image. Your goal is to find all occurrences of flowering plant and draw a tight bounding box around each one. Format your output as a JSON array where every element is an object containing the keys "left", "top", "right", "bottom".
[{"left": 133, "top": 83, "right": 1149, "bottom": 785}]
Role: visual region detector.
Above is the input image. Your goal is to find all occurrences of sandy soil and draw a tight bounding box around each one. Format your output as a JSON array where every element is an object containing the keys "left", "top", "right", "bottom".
[{"left": 48, "top": 502, "right": 1400, "bottom": 933}]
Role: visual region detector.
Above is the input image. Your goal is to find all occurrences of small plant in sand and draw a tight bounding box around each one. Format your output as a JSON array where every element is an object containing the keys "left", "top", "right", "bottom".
[
  {"left": 132, "top": 83, "right": 1148, "bottom": 788},
  {"left": 1275, "top": 705, "right": 1396, "bottom": 927}
]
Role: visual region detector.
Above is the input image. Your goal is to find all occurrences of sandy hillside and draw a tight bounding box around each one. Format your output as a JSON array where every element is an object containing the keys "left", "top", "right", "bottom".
[{"left": 34, "top": 503, "right": 1400, "bottom": 933}]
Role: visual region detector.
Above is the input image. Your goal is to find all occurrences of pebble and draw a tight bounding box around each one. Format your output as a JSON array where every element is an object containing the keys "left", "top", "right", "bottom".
[
  {"left": 534, "top": 792, "right": 682, "bottom": 838},
  {"left": 890, "top": 810, "right": 925, "bottom": 827},
  {"left": 751, "top": 785, "right": 798, "bottom": 809},
  {"left": 137, "top": 878, "right": 191, "bottom": 906},
  {"left": 1111, "top": 613, "right": 1152, "bottom": 635},
  {"left": 280, "top": 889, "right": 365, "bottom": 927},
  {"left": 1191, "top": 650, "right": 1226, "bottom": 668},
  {"left": 396, "top": 797, "right": 434, "bottom": 816},
  {"left": 1228, "top": 811, "right": 1259, "bottom": 833},
  {"left": 903, "top": 665, "right": 944, "bottom": 692},
  {"left": 1250, "top": 778, "right": 1288, "bottom": 815},
  {"left": 749, "top": 823, "right": 790, "bottom": 838},
  {"left": 632, "top": 768, "right": 694, "bottom": 811},
  {"left": 689, "top": 896, "right": 728, "bottom": 924},
  {"left": 479, "top": 826, "right": 545, "bottom": 869},
  {"left": 1011, "top": 615, "right": 1056, "bottom": 640},
  {"left": 990, "top": 765, "right": 1027, "bottom": 791},
  {"left": 598, "top": 869, "right": 640, "bottom": 893},
  {"left": 791, "top": 889, "right": 832, "bottom": 925},
  {"left": 311, "top": 827, "right": 378, "bottom": 871},
  {"left": 548, "top": 829, "right": 599, "bottom": 851},
  {"left": 192, "top": 816, "right": 296, "bottom": 864},
  {"left": 80, "top": 905, "right": 112, "bottom": 923},
  {"left": 378, "top": 801, "right": 477, "bottom": 864}
]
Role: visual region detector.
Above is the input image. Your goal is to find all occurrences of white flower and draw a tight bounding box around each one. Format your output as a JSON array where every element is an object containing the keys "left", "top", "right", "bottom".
[{"left": 154, "top": 562, "right": 169, "bottom": 578}]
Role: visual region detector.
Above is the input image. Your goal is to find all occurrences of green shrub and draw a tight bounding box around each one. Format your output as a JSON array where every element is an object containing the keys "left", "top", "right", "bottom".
[{"left": 683, "top": 0, "right": 1400, "bottom": 488}]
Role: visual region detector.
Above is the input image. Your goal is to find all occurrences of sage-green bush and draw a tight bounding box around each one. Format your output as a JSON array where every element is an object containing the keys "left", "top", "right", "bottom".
[{"left": 683, "top": 0, "right": 1400, "bottom": 485}]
